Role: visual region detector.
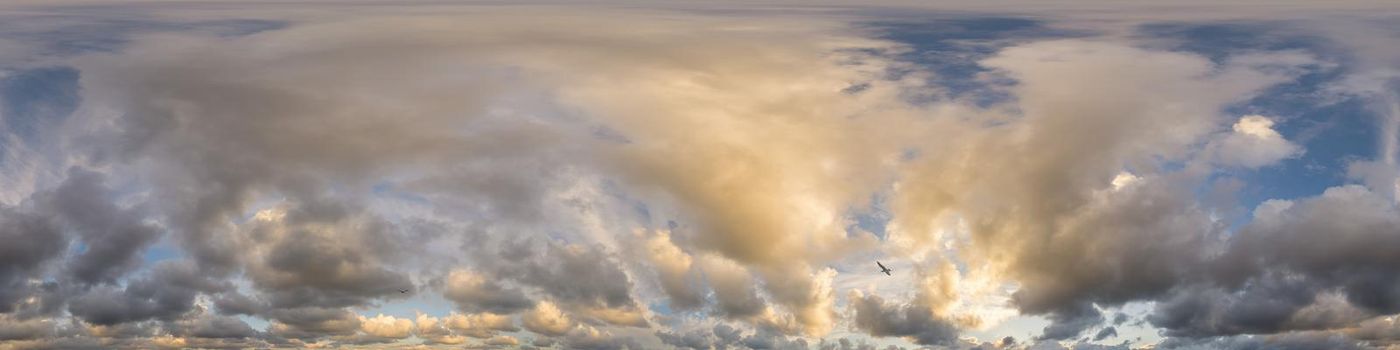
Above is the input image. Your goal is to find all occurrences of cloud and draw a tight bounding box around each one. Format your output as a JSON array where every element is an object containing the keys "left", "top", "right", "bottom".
[
  {"left": 849, "top": 291, "right": 960, "bottom": 346},
  {"left": 415, "top": 312, "right": 489, "bottom": 345},
  {"left": 1, "top": 2, "right": 1399, "bottom": 349},
  {"left": 444, "top": 269, "right": 534, "bottom": 314},
  {"left": 1092, "top": 326, "right": 1117, "bottom": 342},
  {"left": 485, "top": 335, "right": 519, "bottom": 346},
  {"left": 562, "top": 325, "right": 640, "bottom": 350},
  {"left": 67, "top": 260, "right": 224, "bottom": 326},
  {"left": 1210, "top": 115, "right": 1302, "bottom": 168},
  {"left": 739, "top": 327, "right": 812, "bottom": 350},
  {"left": 241, "top": 201, "right": 412, "bottom": 309},
  {"left": 0, "top": 314, "right": 54, "bottom": 341},
  {"left": 523, "top": 301, "right": 575, "bottom": 337},
  {"left": 210, "top": 291, "right": 261, "bottom": 316},
  {"left": 265, "top": 307, "right": 361, "bottom": 339},
  {"left": 700, "top": 254, "right": 767, "bottom": 319},
  {"left": 1155, "top": 331, "right": 1366, "bottom": 350},
  {"left": 0, "top": 204, "right": 65, "bottom": 314},
  {"left": 1224, "top": 185, "right": 1400, "bottom": 292},
  {"left": 847, "top": 264, "right": 965, "bottom": 346},
  {"left": 357, "top": 314, "right": 413, "bottom": 339},
  {"left": 512, "top": 244, "right": 636, "bottom": 312},
  {"left": 444, "top": 312, "right": 519, "bottom": 339},
  {"left": 1148, "top": 184, "right": 1400, "bottom": 338},
  {"left": 42, "top": 167, "right": 161, "bottom": 286},
  {"left": 643, "top": 230, "right": 705, "bottom": 310},
  {"left": 165, "top": 313, "right": 258, "bottom": 340},
  {"left": 657, "top": 328, "right": 716, "bottom": 350},
  {"left": 61, "top": 7, "right": 909, "bottom": 341},
  {"left": 886, "top": 38, "right": 1313, "bottom": 339},
  {"left": 1038, "top": 302, "right": 1104, "bottom": 341},
  {"left": 46, "top": 4, "right": 919, "bottom": 342}
]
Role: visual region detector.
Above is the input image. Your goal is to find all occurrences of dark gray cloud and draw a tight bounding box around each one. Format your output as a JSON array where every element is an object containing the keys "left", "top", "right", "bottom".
[
  {"left": 816, "top": 338, "right": 882, "bottom": 350},
  {"left": 658, "top": 329, "right": 715, "bottom": 350},
  {"left": 0, "top": 205, "right": 65, "bottom": 314},
  {"left": 715, "top": 324, "right": 744, "bottom": 348},
  {"left": 1149, "top": 278, "right": 1322, "bottom": 337},
  {"left": 67, "top": 260, "right": 224, "bottom": 325},
  {"left": 1149, "top": 185, "right": 1400, "bottom": 338},
  {"left": 463, "top": 235, "right": 639, "bottom": 320},
  {"left": 1217, "top": 186, "right": 1400, "bottom": 313},
  {"left": 739, "top": 328, "right": 810, "bottom": 350},
  {"left": 848, "top": 293, "right": 959, "bottom": 346},
  {"left": 1092, "top": 326, "right": 1116, "bottom": 342},
  {"left": 164, "top": 313, "right": 258, "bottom": 339},
  {"left": 1155, "top": 332, "right": 1367, "bottom": 350},
  {"left": 1003, "top": 175, "right": 1219, "bottom": 317},
  {"left": 562, "top": 327, "right": 642, "bottom": 350},
  {"left": 444, "top": 269, "right": 535, "bottom": 314},
  {"left": 1038, "top": 302, "right": 1104, "bottom": 340},
  {"left": 42, "top": 168, "right": 160, "bottom": 286},
  {"left": 243, "top": 199, "right": 412, "bottom": 310},
  {"left": 657, "top": 323, "right": 828, "bottom": 350},
  {"left": 532, "top": 337, "right": 557, "bottom": 347},
  {"left": 514, "top": 241, "right": 635, "bottom": 310},
  {"left": 1111, "top": 313, "right": 1128, "bottom": 326},
  {"left": 211, "top": 291, "right": 262, "bottom": 316}
]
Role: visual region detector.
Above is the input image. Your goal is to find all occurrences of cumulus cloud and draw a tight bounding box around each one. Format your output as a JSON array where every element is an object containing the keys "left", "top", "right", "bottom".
[
  {"left": 357, "top": 314, "right": 413, "bottom": 339},
  {"left": 1211, "top": 115, "right": 1302, "bottom": 168},
  {"left": 700, "top": 254, "right": 768, "bottom": 320},
  {"left": 43, "top": 168, "right": 161, "bottom": 286},
  {"left": 265, "top": 307, "right": 361, "bottom": 339},
  {"left": 849, "top": 291, "right": 960, "bottom": 346},
  {"left": 523, "top": 301, "right": 575, "bottom": 337},
  {"left": 241, "top": 202, "right": 412, "bottom": 309},
  {"left": 643, "top": 230, "right": 705, "bottom": 310},
  {"left": 1155, "top": 185, "right": 1400, "bottom": 336},
  {"left": 886, "top": 38, "right": 1314, "bottom": 339},
  {"left": 444, "top": 312, "right": 519, "bottom": 339}
]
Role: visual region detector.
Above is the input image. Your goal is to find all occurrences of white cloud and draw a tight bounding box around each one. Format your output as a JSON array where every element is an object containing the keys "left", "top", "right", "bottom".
[{"left": 1211, "top": 115, "right": 1302, "bottom": 168}]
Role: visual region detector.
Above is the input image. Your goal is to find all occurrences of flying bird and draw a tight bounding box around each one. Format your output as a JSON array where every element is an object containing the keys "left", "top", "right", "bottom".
[
  {"left": 876, "top": 261, "right": 892, "bottom": 276},
  {"left": 399, "top": 289, "right": 409, "bottom": 294}
]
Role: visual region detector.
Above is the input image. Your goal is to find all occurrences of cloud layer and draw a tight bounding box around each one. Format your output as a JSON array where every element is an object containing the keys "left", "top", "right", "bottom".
[{"left": 0, "top": 1, "right": 1398, "bottom": 349}]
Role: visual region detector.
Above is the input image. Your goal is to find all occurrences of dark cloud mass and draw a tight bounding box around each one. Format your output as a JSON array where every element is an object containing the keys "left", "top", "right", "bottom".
[
  {"left": 45, "top": 167, "right": 161, "bottom": 286},
  {"left": 1, "top": 0, "right": 1399, "bottom": 349},
  {"left": 0, "top": 206, "right": 65, "bottom": 314},
  {"left": 849, "top": 293, "right": 959, "bottom": 346},
  {"left": 68, "top": 260, "right": 224, "bottom": 325}
]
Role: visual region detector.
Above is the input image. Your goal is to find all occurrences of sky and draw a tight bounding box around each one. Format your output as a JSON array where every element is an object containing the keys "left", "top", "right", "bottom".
[{"left": 1, "top": 1, "right": 1399, "bottom": 349}]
